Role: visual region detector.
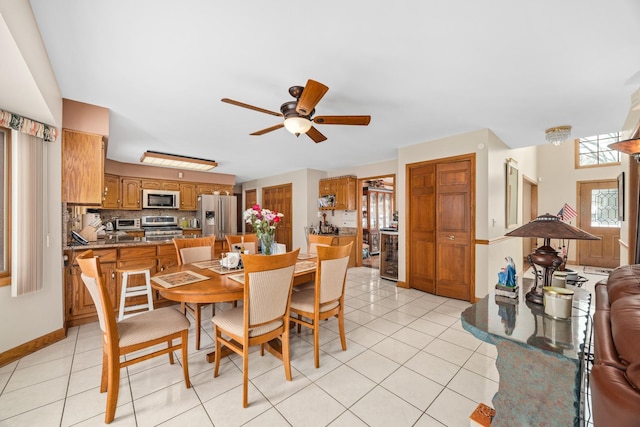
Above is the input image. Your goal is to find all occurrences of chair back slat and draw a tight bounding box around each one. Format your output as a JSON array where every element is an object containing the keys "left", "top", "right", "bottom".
[
  {"left": 248, "top": 266, "right": 296, "bottom": 325},
  {"left": 76, "top": 250, "right": 118, "bottom": 340},
  {"left": 230, "top": 242, "right": 256, "bottom": 254},
  {"left": 319, "top": 256, "right": 350, "bottom": 304},
  {"left": 308, "top": 235, "right": 334, "bottom": 255},
  {"left": 173, "top": 236, "right": 215, "bottom": 265},
  {"left": 180, "top": 246, "right": 213, "bottom": 264}
]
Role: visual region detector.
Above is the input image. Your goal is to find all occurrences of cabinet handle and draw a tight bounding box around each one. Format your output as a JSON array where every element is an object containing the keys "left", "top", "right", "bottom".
[{"left": 448, "top": 235, "right": 455, "bottom": 240}]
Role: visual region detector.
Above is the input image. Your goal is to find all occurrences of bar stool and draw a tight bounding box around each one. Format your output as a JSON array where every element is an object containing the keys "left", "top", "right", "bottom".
[{"left": 117, "top": 264, "right": 154, "bottom": 321}]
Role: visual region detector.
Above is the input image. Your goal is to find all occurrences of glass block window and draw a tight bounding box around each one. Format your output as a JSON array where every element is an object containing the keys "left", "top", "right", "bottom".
[
  {"left": 577, "top": 132, "right": 621, "bottom": 168},
  {"left": 591, "top": 189, "right": 620, "bottom": 227}
]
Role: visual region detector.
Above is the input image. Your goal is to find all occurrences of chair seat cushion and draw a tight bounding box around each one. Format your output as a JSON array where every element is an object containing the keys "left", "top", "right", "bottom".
[
  {"left": 118, "top": 307, "right": 190, "bottom": 347},
  {"left": 212, "top": 307, "right": 283, "bottom": 337},
  {"left": 290, "top": 289, "right": 339, "bottom": 313}
]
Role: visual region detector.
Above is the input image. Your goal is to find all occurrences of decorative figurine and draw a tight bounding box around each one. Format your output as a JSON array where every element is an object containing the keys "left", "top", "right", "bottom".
[{"left": 496, "top": 256, "right": 519, "bottom": 299}]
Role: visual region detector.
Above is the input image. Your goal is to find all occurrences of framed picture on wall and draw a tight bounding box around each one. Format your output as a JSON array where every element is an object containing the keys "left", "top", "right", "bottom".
[
  {"left": 618, "top": 172, "right": 625, "bottom": 221},
  {"left": 506, "top": 158, "right": 519, "bottom": 228}
]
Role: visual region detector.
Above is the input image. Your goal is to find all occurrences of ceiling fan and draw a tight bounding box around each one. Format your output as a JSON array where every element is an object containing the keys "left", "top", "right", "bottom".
[{"left": 221, "top": 79, "right": 371, "bottom": 143}]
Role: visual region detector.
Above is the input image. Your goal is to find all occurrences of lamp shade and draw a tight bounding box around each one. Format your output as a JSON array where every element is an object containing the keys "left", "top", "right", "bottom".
[
  {"left": 505, "top": 214, "right": 599, "bottom": 241},
  {"left": 283, "top": 117, "right": 312, "bottom": 134},
  {"left": 608, "top": 137, "right": 640, "bottom": 158}
]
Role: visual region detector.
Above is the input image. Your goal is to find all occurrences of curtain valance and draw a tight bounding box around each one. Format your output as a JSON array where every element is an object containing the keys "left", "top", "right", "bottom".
[{"left": 0, "top": 109, "right": 58, "bottom": 142}]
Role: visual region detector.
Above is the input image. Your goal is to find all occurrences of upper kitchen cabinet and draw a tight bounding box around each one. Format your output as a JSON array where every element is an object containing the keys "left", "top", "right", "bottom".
[
  {"left": 102, "top": 174, "right": 120, "bottom": 209},
  {"left": 140, "top": 179, "right": 180, "bottom": 191},
  {"left": 120, "top": 178, "right": 141, "bottom": 210},
  {"left": 62, "top": 129, "right": 106, "bottom": 205},
  {"left": 319, "top": 176, "right": 357, "bottom": 210},
  {"left": 180, "top": 183, "right": 198, "bottom": 210}
]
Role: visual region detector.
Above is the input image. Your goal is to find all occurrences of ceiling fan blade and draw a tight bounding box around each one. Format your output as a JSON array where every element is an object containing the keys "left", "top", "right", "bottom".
[
  {"left": 296, "top": 80, "right": 329, "bottom": 116},
  {"left": 306, "top": 126, "right": 327, "bottom": 143},
  {"left": 221, "top": 98, "right": 282, "bottom": 117},
  {"left": 313, "top": 115, "right": 371, "bottom": 126},
  {"left": 250, "top": 123, "right": 284, "bottom": 135}
]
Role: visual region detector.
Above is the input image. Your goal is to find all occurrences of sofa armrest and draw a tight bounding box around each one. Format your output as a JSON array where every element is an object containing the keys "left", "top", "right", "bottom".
[{"left": 591, "top": 364, "right": 640, "bottom": 427}]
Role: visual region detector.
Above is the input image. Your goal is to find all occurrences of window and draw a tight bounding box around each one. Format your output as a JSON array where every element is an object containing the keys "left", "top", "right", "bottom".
[
  {"left": 0, "top": 127, "right": 11, "bottom": 286},
  {"left": 591, "top": 188, "right": 620, "bottom": 228},
  {"left": 576, "top": 132, "right": 621, "bottom": 168}
]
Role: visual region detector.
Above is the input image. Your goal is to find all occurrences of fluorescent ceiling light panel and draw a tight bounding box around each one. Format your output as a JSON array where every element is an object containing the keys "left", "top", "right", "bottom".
[{"left": 140, "top": 151, "right": 218, "bottom": 171}]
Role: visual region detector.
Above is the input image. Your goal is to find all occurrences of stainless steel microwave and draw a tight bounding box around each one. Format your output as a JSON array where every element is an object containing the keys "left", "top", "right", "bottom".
[{"left": 142, "top": 189, "right": 180, "bottom": 209}]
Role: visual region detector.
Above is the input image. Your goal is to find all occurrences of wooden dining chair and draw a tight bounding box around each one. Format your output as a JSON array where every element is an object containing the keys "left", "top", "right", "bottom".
[
  {"left": 296, "top": 234, "right": 335, "bottom": 292},
  {"left": 290, "top": 242, "right": 352, "bottom": 368},
  {"left": 173, "top": 236, "right": 216, "bottom": 350},
  {"left": 212, "top": 249, "right": 300, "bottom": 407},
  {"left": 308, "top": 234, "right": 334, "bottom": 255},
  {"left": 76, "top": 250, "right": 190, "bottom": 424},
  {"left": 225, "top": 233, "right": 258, "bottom": 254}
]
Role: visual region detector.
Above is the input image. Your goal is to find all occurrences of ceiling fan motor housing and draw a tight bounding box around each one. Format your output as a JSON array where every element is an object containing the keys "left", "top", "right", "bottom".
[{"left": 280, "top": 101, "right": 313, "bottom": 119}]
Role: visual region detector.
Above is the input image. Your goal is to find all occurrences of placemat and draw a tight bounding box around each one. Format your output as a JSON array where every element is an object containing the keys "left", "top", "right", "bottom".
[
  {"left": 295, "top": 260, "right": 317, "bottom": 273},
  {"left": 297, "top": 253, "right": 317, "bottom": 260},
  {"left": 192, "top": 259, "right": 244, "bottom": 275},
  {"left": 228, "top": 273, "right": 245, "bottom": 284},
  {"left": 152, "top": 270, "right": 209, "bottom": 288}
]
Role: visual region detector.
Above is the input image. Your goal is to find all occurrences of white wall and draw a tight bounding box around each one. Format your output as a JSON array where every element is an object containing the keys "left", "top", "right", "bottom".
[
  {"left": 397, "top": 129, "right": 536, "bottom": 298},
  {"left": 241, "top": 168, "right": 324, "bottom": 252},
  {"left": 0, "top": 1, "right": 63, "bottom": 352},
  {"left": 537, "top": 141, "right": 627, "bottom": 264}
]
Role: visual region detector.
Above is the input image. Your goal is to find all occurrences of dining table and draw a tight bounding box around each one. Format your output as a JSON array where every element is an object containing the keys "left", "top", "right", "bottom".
[{"left": 150, "top": 254, "right": 317, "bottom": 363}]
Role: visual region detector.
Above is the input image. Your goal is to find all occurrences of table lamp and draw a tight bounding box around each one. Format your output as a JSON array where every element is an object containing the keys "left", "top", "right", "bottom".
[{"left": 505, "top": 214, "right": 599, "bottom": 304}]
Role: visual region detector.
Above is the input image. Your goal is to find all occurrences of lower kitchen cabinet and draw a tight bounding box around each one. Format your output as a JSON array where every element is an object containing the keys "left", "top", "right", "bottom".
[
  {"left": 65, "top": 243, "right": 179, "bottom": 327},
  {"left": 332, "top": 235, "right": 357, "bottom": 268}
]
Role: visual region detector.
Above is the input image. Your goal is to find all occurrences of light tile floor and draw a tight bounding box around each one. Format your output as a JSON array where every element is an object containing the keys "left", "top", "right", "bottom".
[{"left": 0, "top": 266, "right": 604, "bottom": 426}]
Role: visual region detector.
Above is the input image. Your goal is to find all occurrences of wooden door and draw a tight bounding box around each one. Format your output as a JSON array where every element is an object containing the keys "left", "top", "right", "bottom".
[
  {"left": 262, "top": 183, "right": 292, "bottom": 250},
  {"left": 435, "top": 160, "right": 473, "bottom": 300},
  {"left": 408, "top": 163, "right": 436, "bottom": 293},
  {"left": 577, "top": 180, "right": 620, "bottom": 268},
  {"left": 408, "top": 156, "right": 474, "bottom": 300},
  {"left": 245, "top": 189, "right": 257, "bottom": 233}
]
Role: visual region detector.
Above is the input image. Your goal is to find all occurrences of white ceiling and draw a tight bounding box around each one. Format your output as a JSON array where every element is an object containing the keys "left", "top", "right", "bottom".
[{"left": 27, "top": 0, "right": 640, "bottom": 183}]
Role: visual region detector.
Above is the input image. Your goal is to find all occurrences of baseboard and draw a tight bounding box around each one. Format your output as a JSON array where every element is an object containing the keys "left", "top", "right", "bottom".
[{"left": 0, "top": 328, "right": 66, "bottom": 367}]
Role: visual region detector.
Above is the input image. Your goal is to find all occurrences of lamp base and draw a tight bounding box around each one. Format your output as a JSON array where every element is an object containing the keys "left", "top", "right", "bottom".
[{"left": 525, "top": 288, "right": 544, "bottom": 305}]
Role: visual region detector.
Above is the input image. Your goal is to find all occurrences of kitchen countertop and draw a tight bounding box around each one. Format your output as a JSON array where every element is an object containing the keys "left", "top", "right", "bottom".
[{"left": 63, "top": 234, "right": 201, "bottom": 250}]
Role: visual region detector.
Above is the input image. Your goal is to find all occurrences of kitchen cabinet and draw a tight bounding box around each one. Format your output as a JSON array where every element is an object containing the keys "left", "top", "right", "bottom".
[
  {"left": 182, "top": 229, "right": 202, "bottom": 237},
  {"left": 140, "top": 179, "right": 180, "bottom": 191},
  {"left": 102, "top": 174, "right": 120, "bottom": 209},
  {"left": 319, "top": 175, "right": 357, "bottom": 210},
  {"left": 66, "top": 249, "right": 117, "bottom": 319},
  {"left": 180, "top": 183, "right": 198, "bottom": 210},
  {"left": 331, "top": 235, "right": 357, "bottom": 268},
  {"left": 120, "top": 178, "right": 141, "bottom": 210},
  {"left": 362, "top": 187, "right": 394, "bottom": 255},
  {"left": 64, "top": 243, "right": 179, "bottom": 327},
  {"left": 62, "top": 129, "right": 106, "bottom": 205}
]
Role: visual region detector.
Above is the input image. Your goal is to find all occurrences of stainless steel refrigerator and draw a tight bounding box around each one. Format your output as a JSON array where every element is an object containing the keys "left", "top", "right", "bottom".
[{"left": 197, "top": 195, "right": 237, "bottom": 241}]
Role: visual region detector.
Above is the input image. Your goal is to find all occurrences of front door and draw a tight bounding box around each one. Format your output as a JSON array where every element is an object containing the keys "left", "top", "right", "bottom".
[{"left": 577, "top": 180, "right": 620, "bottom": 268}]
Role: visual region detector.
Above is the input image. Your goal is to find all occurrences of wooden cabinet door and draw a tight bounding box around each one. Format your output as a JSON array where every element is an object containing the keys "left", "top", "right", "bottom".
[
  {"left": 69, "top": 262, "right": 118, "bottom": 316},
  {"left": 140, "top": 179, "right": 162, "bottom": 190},
  {"left": 180, "top": 183, "right": 197, "bottom": 210},
  {"left": 162, "top": 181, "right": 181, "bottom": 191},
  {"left": 197, "top": 184, "right": 216, "bottom": 195},
  {"left": 62, "top": 129, "right": 105, "bottom": 204},
  {"left": 336, "top": 177, "right": 356, "bottom": 210},
  {"left": 121, "top": 178, "right": 141, "bottom": 209},
  {"left": 337, "top": 236, "right": 357, "bottom": 268},
  {"left": 102, "top": 174, "right": 120, "bottom": 209},
  {"left": 319, "top": 179, "right": 338, "bottom": 197}
]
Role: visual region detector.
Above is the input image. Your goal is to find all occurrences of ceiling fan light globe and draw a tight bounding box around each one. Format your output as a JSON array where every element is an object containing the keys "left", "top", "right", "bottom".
[{"left": 284, "top": 117, "right": 312, "bottom": 134}]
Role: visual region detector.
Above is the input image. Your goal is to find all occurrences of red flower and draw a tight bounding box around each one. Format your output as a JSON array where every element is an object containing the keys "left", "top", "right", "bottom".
[{"left": 274, "top": 216, "right": 280, "bottom": 223}]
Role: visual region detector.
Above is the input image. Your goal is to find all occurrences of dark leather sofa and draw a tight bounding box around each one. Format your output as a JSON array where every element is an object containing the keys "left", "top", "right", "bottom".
[{"left": 591, "top": 265, "right": 640, "bottom": 427}]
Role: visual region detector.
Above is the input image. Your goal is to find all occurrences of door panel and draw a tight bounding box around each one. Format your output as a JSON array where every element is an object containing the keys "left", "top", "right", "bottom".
[
  {"left": 408, "top": 163, "right": 436, "bottom": 293},
  {"left": 435, "top": 161, "right": 472, "bottom": 300},
  {"left": 244, "top": 189, "right": 257, "bottom": 233},
  {"left": 262, "top": 183, "right": 293, "bottom": 251},
  {"left": 577, "top": 181, "right": 620, "bottom": 268}
]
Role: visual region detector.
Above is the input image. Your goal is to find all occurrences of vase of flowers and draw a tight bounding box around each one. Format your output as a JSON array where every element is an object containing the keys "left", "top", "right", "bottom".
[{"left": 243, "top": 204, "right": 283, "bottom": 255}]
